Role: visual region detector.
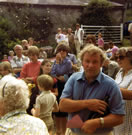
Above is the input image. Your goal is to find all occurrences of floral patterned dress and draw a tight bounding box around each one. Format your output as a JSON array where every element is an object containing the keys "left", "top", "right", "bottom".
[{"left": 0, "top": 109, "right": 49, "bottom": 135}]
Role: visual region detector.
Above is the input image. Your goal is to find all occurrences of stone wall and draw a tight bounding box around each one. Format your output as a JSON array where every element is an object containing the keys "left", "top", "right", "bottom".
[
  {"left": 0, "top": 3, "right": 124, "bottom": 47},
  {"left": 45, "top": 6, "right": 83, "bottom": 46}
]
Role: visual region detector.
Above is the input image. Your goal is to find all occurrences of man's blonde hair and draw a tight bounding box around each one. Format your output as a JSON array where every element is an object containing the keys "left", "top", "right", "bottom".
[
  {"left": 79, "top": 44, "right": 106, "bottom": 64},
  {"left": 37, "top": 74, "right": 54, "bottom": 91}
]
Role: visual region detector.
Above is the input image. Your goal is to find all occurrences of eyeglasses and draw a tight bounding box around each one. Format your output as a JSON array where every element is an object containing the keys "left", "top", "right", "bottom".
[{"left": 115, "top": 55, "right": 126, "bottom": 61}]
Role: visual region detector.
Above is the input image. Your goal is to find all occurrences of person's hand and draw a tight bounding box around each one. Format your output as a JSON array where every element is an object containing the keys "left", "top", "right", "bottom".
[
  {"left": 84, "top": 99, "right": 108, "bottom": 114},
  {"left": 58, "top": 35, "right": 61, "bottom": 39},
  {"left": 81, "top": 118, "right": 100, "bottom": 134},
  {"left": 22, "top": 78, "right": 29, "bottom": 84},
  {"left": 56, "top": 76, "right": 65, "bottom": 82},
  {"left": 56, "top": 53, "right": 61, "bottom": 64},
  {"left": 26, "top": 77, "right": 33, "bottom": 83},
  {"left": 31, "top": 108, "right": 35, "bottom": 115}
]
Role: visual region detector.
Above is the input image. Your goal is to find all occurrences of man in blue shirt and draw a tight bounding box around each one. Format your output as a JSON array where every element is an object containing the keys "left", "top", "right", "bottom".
[{"left": 59, "top": 45, "right": 125, "bottom": 135}]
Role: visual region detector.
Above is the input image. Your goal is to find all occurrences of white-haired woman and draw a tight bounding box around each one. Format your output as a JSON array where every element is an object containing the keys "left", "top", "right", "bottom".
[{"left": 0, "top": 75, "right": 49, "bottom": 135}]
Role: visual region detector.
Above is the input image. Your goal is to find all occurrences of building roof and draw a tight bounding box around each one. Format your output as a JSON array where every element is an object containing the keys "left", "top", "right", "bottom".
[{"left": 0, "top": 0, "right": 124, "bottom": 7}]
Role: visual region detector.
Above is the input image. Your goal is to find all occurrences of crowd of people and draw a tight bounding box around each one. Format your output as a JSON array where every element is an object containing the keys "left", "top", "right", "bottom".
[{"left": 0, "top": 23, "right": 132, "bottom": 135}]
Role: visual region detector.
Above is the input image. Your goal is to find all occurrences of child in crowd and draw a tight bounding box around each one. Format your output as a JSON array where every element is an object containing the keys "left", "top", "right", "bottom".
[
  {"left": 21, "top": 39, "right": 29, "bottom": 50},
  {"left": 1, "top": 54, "right": 8, "bottom": 62},
  {"left": 31, "top": 74, "right": 59, "bottom": 135},
  {"left": 0, "top": 61, "right": 15, "bottom": 78},
  {"left": 28, "top": 37, "right": 34, "bottom": 46},
  {"left": 97, "top": 32, "right": 104, "bottom": 49},
  {"left": 8, "top": 50, "right": 14, "bottom": 62},
  {"left": 40, "top": 59, "right": 58, "bottom": 96},
  {"left": 20, "top": 46, "right": 41, "bottom": 114},
  {"left": 21, "top": 39, "right": 29, "bottom": 56},
  {"left": 20, "top": 46, "right": 41, "bottom": 84},
  {"left": 39, "top": 48, "right": 47, "bottom": 59}
]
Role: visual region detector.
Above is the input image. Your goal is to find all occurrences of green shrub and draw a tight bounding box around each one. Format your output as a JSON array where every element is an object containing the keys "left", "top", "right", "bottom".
[
  {"left": 78, "top": 0, "right": 113, "bottom": 26},
  {"left": 0, "top": 4, "right": 53, "bottom": 60},
  {"left": 121, "top": 38, "right": 131, "bottom": 47},
  {"left": 125, "top": 9, "right": 132, "bottom": 22}
]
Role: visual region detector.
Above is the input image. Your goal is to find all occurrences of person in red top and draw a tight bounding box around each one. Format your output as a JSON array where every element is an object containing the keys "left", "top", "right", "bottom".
[
  {"left": 20, "top": 46, "right": 41, "bottom": 114},
  {"left": 20, "top": 46, "right": 41, "bottom": 83}
]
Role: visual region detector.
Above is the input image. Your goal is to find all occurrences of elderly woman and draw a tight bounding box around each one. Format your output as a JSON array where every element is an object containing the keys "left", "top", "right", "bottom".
[
  {"left": 114, "top": 47, "right": 132, "bottom": 135},
  {"left": 0, "top": 75, "right": 49, "bottom": 134}
]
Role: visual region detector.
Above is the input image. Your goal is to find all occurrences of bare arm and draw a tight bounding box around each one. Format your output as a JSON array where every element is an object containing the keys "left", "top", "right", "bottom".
[
  {"left": 22, "top": 77, "right": 33, "bottom": 83},
  {"left": 72, "top": 63, "right": 80, "bottom": 72},
  {"left": 52, "top": 88, "right": 58, "bottom": 97},
  {"left": 59, "top": 98, "right": 108, "bottom": 114},
  {"left": 120, "top": 88, "right": 132, "bottom": 100},
  {"left": 56, "top": 76, "right": 65, "bottom": 82},
  {"left": 52, "top": 101, "right": 59, "bottom": 112},
  {"left": 81, "top": 114, "right": 124, "bottom": 134},
  {"left": 31, "top": 108, "right": 40, "bottom": 117}
]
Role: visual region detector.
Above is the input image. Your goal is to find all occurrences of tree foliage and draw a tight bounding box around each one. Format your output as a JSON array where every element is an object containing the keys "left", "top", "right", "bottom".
[
  {"left": 125, "top": 9, "right": 132, "bottom": 21},
  {"left": 0, "top": 4, "right": 53, "bottom": 59},
  {"left": 78, "top": 0, "right": 113, "bottom": 26},
  {"left": 1, "top": 4, "right": 53, "bottom": 41}
]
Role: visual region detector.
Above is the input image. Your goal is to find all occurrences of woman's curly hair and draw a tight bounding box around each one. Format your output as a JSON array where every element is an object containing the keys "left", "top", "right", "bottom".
[{"left": 0, "top": 76, "right": 30, "bottom": 113}]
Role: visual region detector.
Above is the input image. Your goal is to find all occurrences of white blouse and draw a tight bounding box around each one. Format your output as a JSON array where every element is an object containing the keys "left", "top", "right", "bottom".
[{"left": 114, "top": 68, "right": 132, "bottom": 135}]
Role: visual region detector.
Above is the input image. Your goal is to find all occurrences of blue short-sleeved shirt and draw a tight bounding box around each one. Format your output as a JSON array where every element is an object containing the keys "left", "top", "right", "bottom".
[{"left": 60, "top": 71, "right": 125, "bottom": 134}]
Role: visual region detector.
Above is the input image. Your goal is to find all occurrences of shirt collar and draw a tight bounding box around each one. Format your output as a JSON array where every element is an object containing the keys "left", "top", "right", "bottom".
[
  {"left": 41, "top": 90, "right": 51, "bottom": 94},
  {"left": 1, "top": 109, "right": 26, "bottom": 120},
  {"left": 15, "top": 55, "right": 25, "bottom": 60},
  {"left": 76, "top": 71, "right": 102, "bottom": 84}
]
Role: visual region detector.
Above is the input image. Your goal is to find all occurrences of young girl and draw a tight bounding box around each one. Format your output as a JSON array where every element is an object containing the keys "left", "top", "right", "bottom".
[
  {"left": 31, "top": 74, "right": 59, "bottom": 135},
  {"left": 0, "top": 61, "right": 15, "bottom": 78},
  {"left": 20, "top": 46, "right": 41, "bottom": 114},
  {"left": 40, "top": 59, "right": 58, "bottom": 96},
  {"left": 97, "top": 32, "right": 104, "bottom": 49}
]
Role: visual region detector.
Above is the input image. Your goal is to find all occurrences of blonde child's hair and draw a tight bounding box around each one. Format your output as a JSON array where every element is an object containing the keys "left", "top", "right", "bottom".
[
  {"left": 37, "top": 74, "right": 54, "bottom": 91},
  {"left": 28, "top": 46, "right": 39, "bottom": 56},
  {"left": 0, "top": 61, "right": 13, "bottom": 73}
]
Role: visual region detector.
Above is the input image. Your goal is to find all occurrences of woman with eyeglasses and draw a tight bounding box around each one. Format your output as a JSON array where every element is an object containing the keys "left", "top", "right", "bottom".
[
  {"left": 0, "top": 75, "right": 49, "bottom": 135},
  {"left": 51, "top": 44, "right": 72, "bottom": 135},
  {"left": 114, "top": 47, "right": 132, "bottom": 135}
]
